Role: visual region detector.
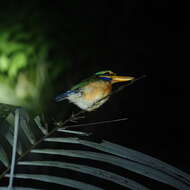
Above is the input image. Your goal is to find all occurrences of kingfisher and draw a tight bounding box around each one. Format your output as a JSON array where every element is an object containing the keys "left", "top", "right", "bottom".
[{"left": 55, "top": 70, "right": 134, "bottom": 111}]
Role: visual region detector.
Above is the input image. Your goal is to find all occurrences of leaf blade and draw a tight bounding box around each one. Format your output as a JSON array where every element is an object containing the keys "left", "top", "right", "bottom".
[
  {"left": 5, "top": 174, "right": 104, "bottom": 190},
  {"left": 46, "top": 137, "right": 190, "bottom": 186},
  {"left": 31, "top": 148, "right": 190, "bottom": 190},
  {"left": 19, "top": 160, "right": 150, "bottom": 190}
]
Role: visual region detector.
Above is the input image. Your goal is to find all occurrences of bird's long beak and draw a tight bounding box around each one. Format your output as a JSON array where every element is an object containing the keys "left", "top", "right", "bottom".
[{"left": 111, "top": 75, "right": 135, "bottom": 84}]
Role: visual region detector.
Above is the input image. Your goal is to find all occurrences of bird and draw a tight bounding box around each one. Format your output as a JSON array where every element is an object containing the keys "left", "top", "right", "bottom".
[{"left": 55, "top": 70, "right": 134, "bottom": 111}]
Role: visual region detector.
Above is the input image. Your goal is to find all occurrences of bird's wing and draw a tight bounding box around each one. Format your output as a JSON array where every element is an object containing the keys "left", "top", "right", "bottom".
[
  {"left": 55, "top": 77, "right": 97, "bottom": 102},
  {"left": 54, "top": 89, "right": 80, "bottom": 102}
]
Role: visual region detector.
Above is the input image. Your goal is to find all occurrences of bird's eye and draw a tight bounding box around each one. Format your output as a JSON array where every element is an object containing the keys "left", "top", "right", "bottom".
[{"left": 103, "top": 72, "right": 110, "bottom": 76}]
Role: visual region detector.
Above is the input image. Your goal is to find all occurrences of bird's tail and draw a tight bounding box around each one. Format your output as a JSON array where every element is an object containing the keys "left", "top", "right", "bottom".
[
  {"left": 54, "top": 92, "right": 69, "bottom": 102},
  {"left": 54, "top": 90, "right": 76, "bottom": 102}
]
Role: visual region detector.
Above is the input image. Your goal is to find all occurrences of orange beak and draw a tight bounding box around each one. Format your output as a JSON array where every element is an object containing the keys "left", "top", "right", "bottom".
[{"left": 111, "top": 75, "right": 135, "bottom": 84}]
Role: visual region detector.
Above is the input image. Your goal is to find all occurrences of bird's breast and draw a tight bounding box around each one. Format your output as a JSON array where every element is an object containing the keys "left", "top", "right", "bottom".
[
  {"left": 68, "top": 81, "right": 112, "bottom": 111},
  {"left": 83, "top": 81, "right": 112, "bottom": 102}
]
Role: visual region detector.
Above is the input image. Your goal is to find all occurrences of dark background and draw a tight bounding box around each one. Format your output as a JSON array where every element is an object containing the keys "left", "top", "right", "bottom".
[{"left": 1, "top": 1, "right": 189, "bottom": 189}]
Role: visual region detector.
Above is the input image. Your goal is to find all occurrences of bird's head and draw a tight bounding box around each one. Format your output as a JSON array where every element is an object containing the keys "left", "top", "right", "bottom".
[{"left": 95, "top": 70, "right": 135, "bottom": 84}]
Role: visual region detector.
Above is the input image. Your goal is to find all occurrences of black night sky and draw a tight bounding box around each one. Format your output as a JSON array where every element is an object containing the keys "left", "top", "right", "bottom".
[{"left": 0, "top": 1, "right": 189, "bottom": 190}]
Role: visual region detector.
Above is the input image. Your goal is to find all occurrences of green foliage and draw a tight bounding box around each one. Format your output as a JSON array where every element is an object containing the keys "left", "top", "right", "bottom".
[
  {"left": 0, "top": 27, "right": 31, "bottom": 79},
  {"left": 0, "top": 23, "right": 68, "bottom": 112}
]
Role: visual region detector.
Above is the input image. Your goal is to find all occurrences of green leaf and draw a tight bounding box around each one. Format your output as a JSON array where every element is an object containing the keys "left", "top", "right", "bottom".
[
  {"left": 58, "top": 128, "right": 90, "bottom": 136},
  {"left": 19, "top": 109, "right": 36, "bottom": 145},
  {"left": 6, "top": 174, "right": 105, "bottom": 190},
  {"left": 9, "top": 53, "right": 27, "bottom": 78},
  {"left": 31, "top": 148, "right": 190, "bottom": 190},
  {"left": 0, "top": 187, "right": 42, "bottom": 190},
  {"left": 34, "top": 116, "right": 47, "bottom": 135},
  {"left": 46, "top": 137, "right": 190, "bottom": 186},
  {"left": 19, "top": 160, "right": 150, "bottom": 190},
  {"left": 0, "top": 103, "right": 15, "bottom": 123},
  {"left": 0, "top": 55, "right": 9, "bottom": 72},
  {"left": 0, "top": 145, "right": 9, "bottom": 167}
]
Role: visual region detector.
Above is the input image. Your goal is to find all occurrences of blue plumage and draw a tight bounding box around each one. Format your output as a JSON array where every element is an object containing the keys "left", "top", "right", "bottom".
[
  {"left": 55, "top": 90, "right": 77, "bottom": 102},
  {"left": 98, "top": 77, "right": 112, "bottom": 81}
]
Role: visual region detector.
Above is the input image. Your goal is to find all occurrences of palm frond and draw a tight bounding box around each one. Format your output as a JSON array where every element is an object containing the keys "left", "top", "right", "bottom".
[
  {"left": 0, "top": 103, "right": 190, "bottom": 190},
  {"left": 17, "top": 160, "right": 149, "bottom": 190},
  {"left": 0, "top": 106, "right": 47, "bottom": 178},
  {"left": 0, "top": 187, "right": 42, "bottom": 190},
  {"left": 6, "top": 174, "right": 105, "bottom": 190}
]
